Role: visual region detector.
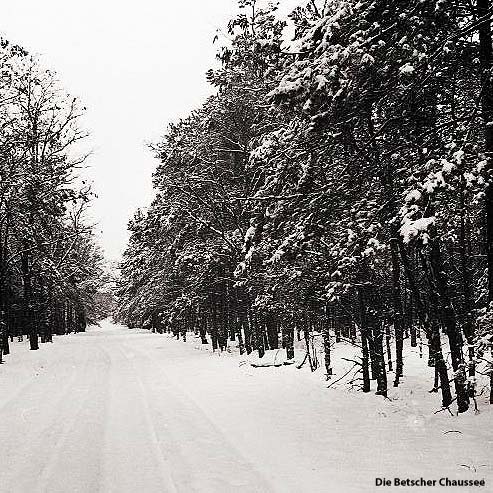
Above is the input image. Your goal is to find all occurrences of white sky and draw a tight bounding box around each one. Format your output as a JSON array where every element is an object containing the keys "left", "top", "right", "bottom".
[{"left": 2, "top": 0, "right": 302, "bottom": 261}]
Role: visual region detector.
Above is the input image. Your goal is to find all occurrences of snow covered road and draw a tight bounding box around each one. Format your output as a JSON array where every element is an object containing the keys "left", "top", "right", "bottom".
[{"left": 0, "top": 321, "right": 492, "bottom": 493}]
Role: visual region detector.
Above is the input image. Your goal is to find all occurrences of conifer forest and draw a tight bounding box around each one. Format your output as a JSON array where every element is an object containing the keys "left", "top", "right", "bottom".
[
  {"left": 117, "top": 0, "right": 493, "bottom": 413},
  {"left": 1, "top": 1, "right": 493, "bottom": 492}
]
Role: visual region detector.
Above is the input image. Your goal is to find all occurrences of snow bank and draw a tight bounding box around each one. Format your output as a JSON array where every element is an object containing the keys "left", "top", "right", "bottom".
[{"left": 1, "top": 323, "right": 492, "bottom": 493}]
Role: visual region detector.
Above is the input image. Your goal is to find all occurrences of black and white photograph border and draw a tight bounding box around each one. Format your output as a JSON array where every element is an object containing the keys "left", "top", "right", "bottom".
[{"left": 0, "top": 1, "right": 492, "bottom": 492}]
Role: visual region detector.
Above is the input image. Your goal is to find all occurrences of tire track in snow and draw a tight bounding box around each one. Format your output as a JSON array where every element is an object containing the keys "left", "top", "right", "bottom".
[
  {"left": 98, "top": 341, "right": 178, "bottom": 493},
  {"left": 122, "top": 339, "right": 275, "bottom": 493},
  {"left": 34, "top": 343, "right": 111, "bottom": 493},
  {"left": 0, "top": 342, "right": 95, "bottom": 492},
  {"left": 116, "top": 342, "right": 178, "bottom": 493}
]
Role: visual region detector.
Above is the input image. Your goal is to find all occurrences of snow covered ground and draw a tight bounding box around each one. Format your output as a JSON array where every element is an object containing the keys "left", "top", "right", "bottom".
[{"left": 0, "top": 320, "right": 492, "bottom": 493}]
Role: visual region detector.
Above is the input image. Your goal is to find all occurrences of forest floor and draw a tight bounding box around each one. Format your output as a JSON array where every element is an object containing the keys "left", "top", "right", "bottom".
[{"left": 0, "top": 320, "right": 492, "bottom": 493}]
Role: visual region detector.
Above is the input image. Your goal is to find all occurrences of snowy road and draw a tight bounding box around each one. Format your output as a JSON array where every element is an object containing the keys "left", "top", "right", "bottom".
[{"left": 0, "top": 321, "right": 492, "bottom": 493}]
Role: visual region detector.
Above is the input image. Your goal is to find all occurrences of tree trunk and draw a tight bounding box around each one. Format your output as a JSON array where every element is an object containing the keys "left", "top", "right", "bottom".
[
  {"left": 252, "top": 311, "right": 265, "bottom": 358},
  {"left": 409, "top": 291, "right": 417, "bottom": 348},
  {"left": 209, "top": 293, "right": 219, "bottom": 351},
  {"left": 385, "top": 323, "right": 393, "bottom": 372},
  {"left": 282, "top": 325, "right": 295, "bottom": 360},
  {"left": 459, "top": 173, "right": 476, "bottom": 398},
  {"left": 429, "top": 237, "right": 469, "bottom": 413},
  {"left": 477, "top": 0, "right": 493, "bottom": 405},
  {"left": 21, "top": 251, "right": 38, "bottom": 351},
  {"left": 266, "top": 313, "right": 279, "bottom": 350},
  {"left": 478, "top": 0, "right": 493, "bottom": 304},
  {"left": 398, "top": 240, "right": 453, "bottom": 407},
  {"left": 323, "top": 304, "right": 333, "bottom": 379},
  {"left": 199, "top": 310, "right": 208, "bottom": 344},
  {"left": 390, "top": 238, "right": 404, "bottom": 386},
  {"left": 358, "top": 288, "right": 371, "bottom": 393},
  {"left": 239, "top": 301, "right": 252, "bottom": 355}
]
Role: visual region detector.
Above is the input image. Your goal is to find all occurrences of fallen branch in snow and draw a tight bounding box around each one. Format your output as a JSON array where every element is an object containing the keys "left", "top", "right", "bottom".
[
  {"left": 471, "top": 394, "right": 480, "bottom": 415},
  {"left": 338, "top": 336, "right": 362, "bottom": 348},
  {"left": 433, "top": 398, "right": 457, "bottom": 416},
  {"left": 341, "top": 357, "right": 362, "bottom": 366},
  {"left": 327, "top": 363, "right": 359, "bottom": 389},
  {"left": 347, "top": 372, "right": 364, "bottom": 391},
  {"left": 296, "top": 351, "right": 309, "bottom": 369},
  {"left": 459, "top": 463, "right": 488, "bottom": 473}
]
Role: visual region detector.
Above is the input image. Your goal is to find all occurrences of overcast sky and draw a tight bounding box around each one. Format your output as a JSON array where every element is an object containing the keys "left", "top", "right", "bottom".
[
  {"left": 2, "top": 0, "right": 242, "bottom": 260},
  {"left": 2, "top": 1, "right": 301, "bottom": 261}
]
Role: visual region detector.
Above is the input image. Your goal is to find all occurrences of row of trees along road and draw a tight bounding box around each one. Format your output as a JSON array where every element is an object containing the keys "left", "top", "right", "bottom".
[
  {"left": 117, "top": 0, "right": 493, "bottom": 412},
  {"left": 0, "top": 38, "right": 108, "bottom": 364}
]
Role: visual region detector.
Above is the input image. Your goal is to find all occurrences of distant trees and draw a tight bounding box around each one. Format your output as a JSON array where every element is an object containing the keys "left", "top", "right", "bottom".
[
  {"left": 0, "top": 38, "right": 105, "bottom": 364},
  {"left": 117, "top": 0, "right": 493, "bottom": 412}
]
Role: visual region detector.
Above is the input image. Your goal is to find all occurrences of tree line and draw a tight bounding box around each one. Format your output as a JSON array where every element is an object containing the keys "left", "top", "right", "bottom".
[
  {"left": 117, "top": 0, "right": 493, "bottom": 413},
  {"left": 0, "top": 38, "right": 106, "bottom": 364}
]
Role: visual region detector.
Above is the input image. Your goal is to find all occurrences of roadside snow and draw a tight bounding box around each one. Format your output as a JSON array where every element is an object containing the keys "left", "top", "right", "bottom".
[{"left": 0, "top": 320, "right": 491, "bottom": 493}]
